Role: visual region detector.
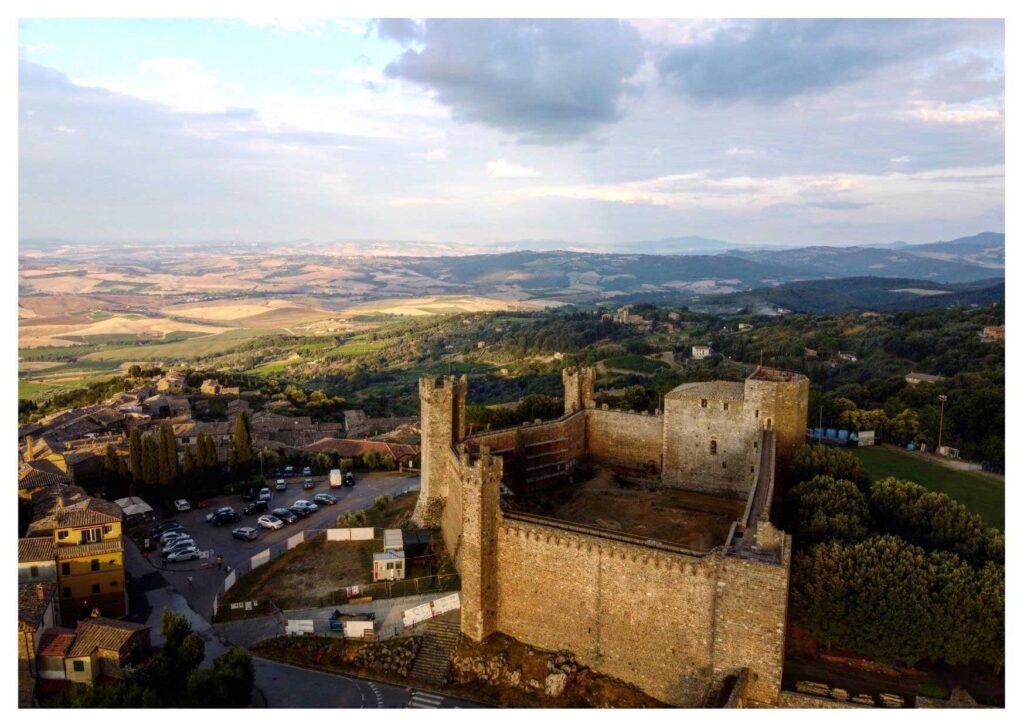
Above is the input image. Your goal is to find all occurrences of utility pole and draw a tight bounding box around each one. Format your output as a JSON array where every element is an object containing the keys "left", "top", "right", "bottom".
[
  {"left": 819, "top": 405, "right": 824, "bottom": 430},
  {"left": 937, "top": 394, "right": 948, "bottom": 455}
]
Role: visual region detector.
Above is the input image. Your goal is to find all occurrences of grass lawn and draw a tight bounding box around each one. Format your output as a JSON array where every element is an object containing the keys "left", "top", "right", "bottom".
[
  {"left": 603, "top": 353, "right": 669, "bottom": 374},
  {"left": 18, "top": 379, "right": 58, "bottom": 400},
  {"left": 852, "top": 447, "right": 1004, "bottom": 530}
]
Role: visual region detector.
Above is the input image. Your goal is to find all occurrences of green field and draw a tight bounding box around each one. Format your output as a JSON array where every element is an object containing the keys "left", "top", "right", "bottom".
[
  {"left": 324, "top": 338, "right": 386, "bottom": 357},
  {"left": 603, "top": 353, "right": 669, "bottom": 374},
  {"left": 852, "top": 446, "right": 1004, "bottom": 530},
  {"left": 81, "top": 328, "right": 283, "bottom": 362}
]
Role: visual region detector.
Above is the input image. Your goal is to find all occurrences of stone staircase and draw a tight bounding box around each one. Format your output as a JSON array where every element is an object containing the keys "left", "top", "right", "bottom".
[{"left": 408, "top": 612, "right": 461, "bottom": 685}]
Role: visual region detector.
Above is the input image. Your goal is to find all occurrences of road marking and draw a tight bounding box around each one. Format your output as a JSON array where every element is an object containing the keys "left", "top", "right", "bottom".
[
  {"left": 407, "top": 691, "right": 445, "bottom": 708},
  {"left": 368, "top": 682, "right": 384, "bottom": 708}
]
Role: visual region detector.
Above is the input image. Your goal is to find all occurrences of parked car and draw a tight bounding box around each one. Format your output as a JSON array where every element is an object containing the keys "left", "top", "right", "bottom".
[
  {"left": 343, "top": 472, "right": 355, "bottom": 488},
  {"left": 272, "top": 508, "right": 299, "bottom": 524},
  {"left": 291, "top": 500, "right": 319, "bottom": 514},
  {"left": 162, "top": 538, "right": 196, "bottom": 555},
  {"left": 259, "top": 487, "right": 272, "bottom": 502},
  {"left": 302, "top": 466, "right": 312, "bottom": 476},
  {"left": 313, "top": 493, "right": 337, "bottom": 506},
  {"left": 287, "top": 506, "right": 311, "bottom": 519},
  {"left": 208, "top": 510, "right": 242, "bottom": 526},
  {"left": 205, "top": 506, "right": 237, "bottom": 522},
  {"left": 195, "top": 499, "right": 209, "bottom": 509},
  {"left": 303, "top": 478, "right": 315, "bottom": 490},
  {"left": 151, "top": 520, "right": 180, "bottom": 536},
  {"left": 257, "top": 514, "right": 284, "bottom": 530},
  {"left": 232, "top": 527, "right": 259, "bottom": 542},
  {"left": 244, "top": 500, "right": 269, "bottom": 516},
  {"left": 173, "top": 499, "right": 192, "bottom": 512},
  {"left": 283, "top": 466, "right": 295, "bottom": 477},
  {"left": 158, "top": 529, "right": 189, "bottom": 544},
  {"left": 275, "top": 479, "right": 287, "bottom": 491},
  {"left": 166, "top": 547, "right": 200, "bottom": 563}
]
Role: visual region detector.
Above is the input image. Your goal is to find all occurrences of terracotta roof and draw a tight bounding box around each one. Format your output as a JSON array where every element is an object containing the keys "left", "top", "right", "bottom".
[
  {"left": 18, "top": 581, "right": 57, "bottom": 628},
  {"left": 54, "top": 499, "right": 122, "bottom": 528},
  {"left": 19, "top": 537, "right": 56, "bottom": 563},
  {"left": 56, "top": 539, "right": 123, "bottom": 560},
  {"left": 303, "top": 437, "right": 419, "bottom": 460},
  {"left": 19, "top": 460, "right": 70, "bottom": 490},
  {"left": 666, "top": 381, "right": 747, "bottom": 401},
  {"left": 37, "top": 628, "right": 76, "bottom": 657},
  {"left": 67, "top": 618, "right": 149, "bottom": 658}
]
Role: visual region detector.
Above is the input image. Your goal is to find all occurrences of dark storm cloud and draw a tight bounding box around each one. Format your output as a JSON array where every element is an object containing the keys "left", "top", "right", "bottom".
[
  {"left": 383, "top": 19, "right": 644, "bottom": 142},
  {"left": 657, "top": 19, "right": 1001, "bottom": 103}
]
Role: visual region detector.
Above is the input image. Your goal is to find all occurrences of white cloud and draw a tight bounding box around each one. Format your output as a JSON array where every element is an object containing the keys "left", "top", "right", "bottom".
[
  {"left": 419, "top": 148, "right": 448, "bottom": 161},
  {"left": 525, "top": 165, "right": 1003, "bottom": 221},
  {"left": 890, "top": 155, "right": 911, "bottom": 163},
  {"left": 487, "top": 159, "right": 540, "bottom": 178},
  {"left": 54, "top": 125, "right": 77, "bottom": 135},
  {"left": 77, "top": 57, "right": 235, "bottom": 115},
  {"left": 902, "top": 99, "right": 1003, "bottom": 125},
  {"left": 725, "top": 147, "right": 760, "bottom": 157},
  {"left": 239, "top": 18, "right": 328, "bottom": 36}
]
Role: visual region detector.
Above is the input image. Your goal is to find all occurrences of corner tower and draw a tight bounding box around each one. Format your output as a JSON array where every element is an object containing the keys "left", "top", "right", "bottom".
[
  {"left": 562, "top": 366, "right": 596, "bottom": 415},
  {"left": 743, "top": 367, "right": 810, "bottom": 468},
  {"left": 412, "top": 374, "right": 467, "bottom": 528}
]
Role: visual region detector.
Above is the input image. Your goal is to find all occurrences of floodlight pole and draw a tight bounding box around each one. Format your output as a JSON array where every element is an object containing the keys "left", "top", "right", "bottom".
[{"left": 937, "top": 394, "right": 948, "bottom": 454}]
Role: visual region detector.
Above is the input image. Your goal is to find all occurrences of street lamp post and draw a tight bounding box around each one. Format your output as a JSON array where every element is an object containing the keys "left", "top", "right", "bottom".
[{"left": 937, "top": 394, "right": 948, "bottom": 455}]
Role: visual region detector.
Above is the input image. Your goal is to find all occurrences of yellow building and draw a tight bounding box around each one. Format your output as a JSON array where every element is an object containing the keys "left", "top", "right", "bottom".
[{"left": 28, "top": 487, "right": 126, "bottom": 626}]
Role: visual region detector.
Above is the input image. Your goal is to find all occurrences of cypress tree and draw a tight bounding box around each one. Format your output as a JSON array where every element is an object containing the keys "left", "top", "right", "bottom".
[
  {"left": 142, "top": 434, "right": 160, "bottom": 488},
  {"left": 129, "top": 428, "right": 143, "bottom": 484},
  {"left": 230, "top": 412, "right": 253, "bottom": 476},
  {"left": 182, "top": 444, "right": 195, "bottom": 477}
]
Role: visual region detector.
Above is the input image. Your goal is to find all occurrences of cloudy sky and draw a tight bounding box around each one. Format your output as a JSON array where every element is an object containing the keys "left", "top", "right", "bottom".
[{"left": 18, "top": 18, "right": 1004, "bottom": 247}]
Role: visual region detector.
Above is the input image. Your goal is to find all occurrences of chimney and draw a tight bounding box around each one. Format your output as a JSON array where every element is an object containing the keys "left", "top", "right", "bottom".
[{"left": 35, "top": 583, "right": 47, "bottom": 603}]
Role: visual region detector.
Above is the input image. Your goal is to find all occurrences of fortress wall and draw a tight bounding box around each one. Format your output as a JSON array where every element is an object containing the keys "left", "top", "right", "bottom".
[
  {"left": 744, "top": 376, "right": 810, "bottom": 468},
  {"left": 584, "top": 409, "right": 664, "bottom": 470},
  {"left": 661, "top": 398, "right": 759, "bottom": 496},
  {"left": 710, "top": 537, "right": 792, "bottom": 706},
  {"left": 439, "top": 448, "right": 465, "bottom": 568},
  {"left": 494, "top": 515, "right": 716, "bottom": 706}
]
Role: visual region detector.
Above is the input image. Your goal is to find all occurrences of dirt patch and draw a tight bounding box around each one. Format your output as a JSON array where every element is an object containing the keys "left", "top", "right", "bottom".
[
  {"left": 518, "top": 469, "right": 745, "bottom": 552},
  {"left": 225, "top": 538, "right": 377, "bottom": 608}
]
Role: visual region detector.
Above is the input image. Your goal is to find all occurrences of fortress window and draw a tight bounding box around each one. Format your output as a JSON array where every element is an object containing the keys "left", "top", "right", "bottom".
[
  {"left": 754, "top": 441, "right": 758, "bottom": 451},
  {"left": 723, "top": 402, "right": 729, "bottom": 411},
  {"left": 701, "top": 399, "right": 708, "bottom": 408},
  {"left": 722, "top": 462, "right": 727, "bottom": 468},
  {"left": 709, "top": 439, "right": 717, "bottom": 454},
  {"left": 755, "top": 409, "right": 759, "bottom": 419}
]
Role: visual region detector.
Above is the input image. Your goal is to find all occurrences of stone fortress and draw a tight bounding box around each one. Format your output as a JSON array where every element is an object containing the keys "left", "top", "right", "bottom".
[{"left": 412, "top": 365, "right": 809, "bottom": 706}]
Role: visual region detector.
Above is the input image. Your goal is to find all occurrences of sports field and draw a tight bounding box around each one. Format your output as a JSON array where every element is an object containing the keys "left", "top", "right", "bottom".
[{"left": 852, "top": 446, "right": 1004, "bottom": 530}]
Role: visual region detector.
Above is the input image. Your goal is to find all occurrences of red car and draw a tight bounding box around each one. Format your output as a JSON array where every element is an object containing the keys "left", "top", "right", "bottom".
[{"left": 195, "top": 499, "right": 210, "bottom": 509}]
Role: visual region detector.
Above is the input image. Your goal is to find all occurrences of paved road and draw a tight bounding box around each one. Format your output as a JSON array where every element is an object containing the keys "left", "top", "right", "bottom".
[
  {"left": 253, "top": 658, "right": 481, "bottom": 708},
  {"left": 151, "top": 472, "right": 420, "bottom": 618}
]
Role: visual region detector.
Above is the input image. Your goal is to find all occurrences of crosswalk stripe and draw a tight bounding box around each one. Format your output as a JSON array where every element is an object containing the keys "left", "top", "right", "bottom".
[{"left": 408, "top": 691, "right": 445, "bottom": 708}]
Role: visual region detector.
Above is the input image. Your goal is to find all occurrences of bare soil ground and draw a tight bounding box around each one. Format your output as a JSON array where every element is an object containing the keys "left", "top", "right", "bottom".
[
  {"left": 536, "top": 469, "right": 745, "bottom": 551},
  {"left": 227, "top": 538, "right": 378, "bottom": 605}
]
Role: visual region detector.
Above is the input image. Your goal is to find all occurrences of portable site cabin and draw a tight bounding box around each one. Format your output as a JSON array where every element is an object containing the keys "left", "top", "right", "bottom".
[{"left": 373, "top": 550, "right": 405, "bottom": 581}]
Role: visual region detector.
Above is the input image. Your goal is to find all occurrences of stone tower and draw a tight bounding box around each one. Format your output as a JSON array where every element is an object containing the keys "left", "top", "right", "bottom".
[
  {"left": 412, "top": 374, "right": 468, "bottom": 528},
  {"left": 458, "top": 445, "right": 502, "bottom": 642},
  {"left": 743, "top": 367, "right": 810, "bottom": 468},
  {"left": 562, "top": 366, "right": 596, "bottom": 415}
]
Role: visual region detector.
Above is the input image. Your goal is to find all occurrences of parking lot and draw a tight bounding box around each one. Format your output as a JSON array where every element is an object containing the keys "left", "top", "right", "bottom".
[{"left": 146, "top": 472, "right": 420, "bottom": 617}]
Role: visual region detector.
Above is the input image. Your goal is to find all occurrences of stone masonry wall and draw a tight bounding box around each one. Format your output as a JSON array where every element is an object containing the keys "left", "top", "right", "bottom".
[
  {"left": 494, "top": 516, "right": 716, "bottom": 706},
  {"left": 710, "top": 536, "right": 792, "bottom": 706},
  {"left": 584, "top": 409, "right": 664, "bottom": 471},
  {"left": 661, "top": 396, "right": 759, "bottom": 496}
]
